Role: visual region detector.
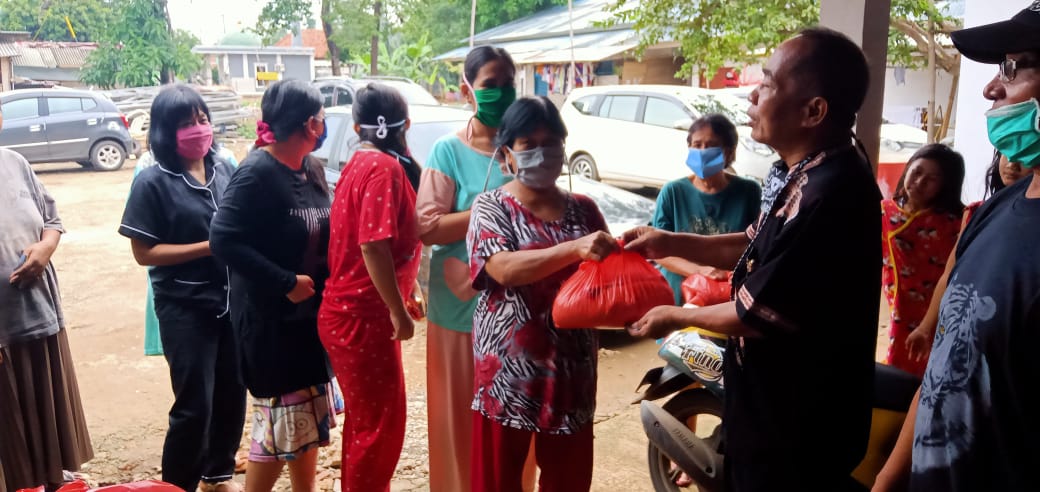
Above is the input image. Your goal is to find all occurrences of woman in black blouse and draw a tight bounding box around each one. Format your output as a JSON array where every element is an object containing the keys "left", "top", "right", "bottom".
[
  {"left": 119, "top": 85, "right": 243, "bottom": 492},
  {"left": 210, "top": 80, "right": 333, "bottom": 492}
]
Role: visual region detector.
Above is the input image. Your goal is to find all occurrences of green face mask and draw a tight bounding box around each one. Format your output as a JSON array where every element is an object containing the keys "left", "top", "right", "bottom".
[
  {"left": 471, "top": 85, "right": 516, "bottom": 128},
  {"left": 986, "top": 98, "right": 1040, "bottom": 168}
]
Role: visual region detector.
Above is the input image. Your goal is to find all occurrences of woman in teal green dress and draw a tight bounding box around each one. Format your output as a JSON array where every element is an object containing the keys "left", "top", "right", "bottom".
[{"left": 652, "top": 113, "right": 762, "bottom": 305}]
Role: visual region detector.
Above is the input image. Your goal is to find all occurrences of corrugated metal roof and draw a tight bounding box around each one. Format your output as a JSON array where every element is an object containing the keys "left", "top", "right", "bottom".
[
  {"left": 52, "top": 46, "right": 93, "bottom": 68},
  {"left": 0, "top": 43, "right": 19, "bottom": 57},
  {"left": 12, "top": 42, "right": 96, "bottom": 68},
  {"left": 468, "top": 0, "right": 638, "bottom": 44},
  {"left": 437, "top": 29, "right": 638, "bottom": 63}
]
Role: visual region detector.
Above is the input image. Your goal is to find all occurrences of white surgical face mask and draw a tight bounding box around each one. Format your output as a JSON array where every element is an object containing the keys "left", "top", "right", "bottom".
[{"left": 508, "top": 145, "right": 566, "bottom": 190}]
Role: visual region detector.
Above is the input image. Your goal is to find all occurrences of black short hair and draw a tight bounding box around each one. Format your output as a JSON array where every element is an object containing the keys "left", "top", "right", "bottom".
[
  {"left": 790, "top": 27, "right": 870, "bottom": 130},
  {"left": 464, "top": 45, "right": 516, "bottom": 85},
  {"left": 260, "top": 79, "right": 323, "bottom": 142},
  {"left": 352, "top": 83, "right": 421, "bottom": 190},
  {"left": 687, "top": 113, "right": 739, "bottom": 151},
  {"left": 149, "top": 84, "right": 213, "bottom": 171},
  {"left": 259, "top": 79, "right": 328, "bottom": 195},
  {"left": 893, "top": 143, "right": 965, "bottom": 215},
  {"left": 493, "top": 96, "right": 567, "bottom": 149}
]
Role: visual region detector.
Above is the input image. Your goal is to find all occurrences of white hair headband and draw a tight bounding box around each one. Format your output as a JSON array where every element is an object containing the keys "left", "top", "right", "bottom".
[{"left": 359, "top": 115, "right": 406, "bottom": 139}]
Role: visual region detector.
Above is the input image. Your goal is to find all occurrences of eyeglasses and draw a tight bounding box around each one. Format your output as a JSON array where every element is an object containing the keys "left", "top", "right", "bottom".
[{"left": 999, "top": 57, "right": 1040, "bottom": 82}]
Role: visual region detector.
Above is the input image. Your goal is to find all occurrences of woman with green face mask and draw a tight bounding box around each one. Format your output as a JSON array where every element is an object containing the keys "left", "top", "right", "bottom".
[{"left": 415, "top": 46, "right": 534, "bottom": 492}]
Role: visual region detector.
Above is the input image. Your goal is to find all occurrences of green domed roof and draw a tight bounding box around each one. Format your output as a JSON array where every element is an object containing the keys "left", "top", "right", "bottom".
[{"left": 218, "top": 31, "right": 262, "bottom": 47}]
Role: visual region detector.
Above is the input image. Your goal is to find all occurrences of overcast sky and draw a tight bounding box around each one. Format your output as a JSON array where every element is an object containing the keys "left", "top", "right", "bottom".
[{"left": 167, "top": 0, "right": 322, "bottom": 45}]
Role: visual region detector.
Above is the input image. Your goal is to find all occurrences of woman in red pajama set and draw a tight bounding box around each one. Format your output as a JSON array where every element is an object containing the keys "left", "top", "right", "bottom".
[{"left": 318, "top": 83, "right": 422, "bottom": 492}]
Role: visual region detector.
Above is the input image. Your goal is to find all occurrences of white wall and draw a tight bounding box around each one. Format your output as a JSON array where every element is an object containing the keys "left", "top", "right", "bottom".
[
  {"left": 954, "top": 0, "right": 1022, "bottom": 201},
  {"left": 883, "top": 67, "right": 956, "bottom": 128}
]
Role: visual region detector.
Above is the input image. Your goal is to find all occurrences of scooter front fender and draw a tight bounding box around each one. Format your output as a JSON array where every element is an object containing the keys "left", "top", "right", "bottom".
[{"left": 641, "top": 400, "right": 725, "bottom": 492}]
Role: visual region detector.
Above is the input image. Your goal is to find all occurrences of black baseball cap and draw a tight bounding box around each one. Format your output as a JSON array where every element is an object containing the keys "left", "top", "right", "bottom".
[{"left": 951, "top": 2, "right": 1040, "bottom": 64}]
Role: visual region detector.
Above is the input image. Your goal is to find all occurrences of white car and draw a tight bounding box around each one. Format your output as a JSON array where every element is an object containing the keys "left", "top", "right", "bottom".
[
  {"left": 711, "top": 86, "right": 929, "bottom": 163},
  {"left": 313, "top": 104, "right": 655, "bottom": 236},
  {"left": 560, "top": 85, "right": 777, "bottom": 187}
]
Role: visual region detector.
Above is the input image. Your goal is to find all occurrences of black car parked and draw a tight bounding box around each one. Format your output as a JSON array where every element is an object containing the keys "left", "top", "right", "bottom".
[{"left": 0, "top": 88, "right": 139, "bottom": 171}]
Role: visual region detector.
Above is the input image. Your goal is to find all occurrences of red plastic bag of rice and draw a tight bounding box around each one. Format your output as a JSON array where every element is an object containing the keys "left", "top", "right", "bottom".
[
  {"left": 681, "top": 273, "right": 732, "bottom": 307},
  {"left": 552, "top": 244, "right": 674, "bottom": 329}
]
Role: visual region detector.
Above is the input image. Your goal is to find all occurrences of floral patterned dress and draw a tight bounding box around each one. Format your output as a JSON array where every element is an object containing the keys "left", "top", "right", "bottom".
[{"left": 881, "top": 199, "right": 961, "bottom": 376}]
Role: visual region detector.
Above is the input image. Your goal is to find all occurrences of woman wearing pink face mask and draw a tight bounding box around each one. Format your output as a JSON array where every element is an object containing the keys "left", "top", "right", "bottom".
[{"left": 119, "top": 84, "right": 246, "bottom": 492}]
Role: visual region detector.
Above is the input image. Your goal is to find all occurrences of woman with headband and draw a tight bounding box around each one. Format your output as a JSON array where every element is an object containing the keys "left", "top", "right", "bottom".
[{"left": 318, "top": 83, "right": 423, "bottom": 491}]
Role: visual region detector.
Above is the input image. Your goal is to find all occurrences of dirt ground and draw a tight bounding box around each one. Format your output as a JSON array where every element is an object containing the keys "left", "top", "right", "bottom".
[{"left": 34, "top": 147, "right": 891, "bottom": 492}]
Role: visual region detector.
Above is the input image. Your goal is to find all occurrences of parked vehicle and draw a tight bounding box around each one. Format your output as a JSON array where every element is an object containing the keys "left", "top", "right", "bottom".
[
  {"left": 312, "top": 104, "right": 470, "bottom": 175},
  {"left": 560, "top": 85, "right": 777, "bottom": 187},
  {"left": 313, "top": 104, "right": 655, "bottom": 236},
  {"left": 0, "top": 88, "right": 139, "bottom": 171},
  {"left": 312, "top": 75, "right": 440, "bottom": 108},
  {"left": 635, "top": 328, "right": 921, "bottom": 491}
]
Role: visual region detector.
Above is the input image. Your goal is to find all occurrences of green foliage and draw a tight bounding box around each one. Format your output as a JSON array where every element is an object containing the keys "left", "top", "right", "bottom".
[
  {"left": 352, "top": 33, "right": 459, "bottom": 92},
  {"left": 255, "top": 0, "right": 588, "bottom": 80},
  {"left": 397, "top": 0, "right": 463, "bottom": 55},
  {"left": 604, "top": 0, "right": 817, "bottom": 78},
  {"left": 0, "top": 0, "right": 116, "bottom": 41},
  {"left": 80, "top": 0, "right": 202, "bottom": 89},
  {"left": 323, "top": 0, "right": 380, "bottom": 62},
  {"left": 254, "top": 0, "right": 314, "bottom": 45},
  {"left": 604, "top": 0, "right": 961, "bottom": 79}
]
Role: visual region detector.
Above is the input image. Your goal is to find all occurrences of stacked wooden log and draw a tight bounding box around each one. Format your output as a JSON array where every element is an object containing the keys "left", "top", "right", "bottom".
[{"left": 102, "top": 85, "right": 254, "bottom": 138}]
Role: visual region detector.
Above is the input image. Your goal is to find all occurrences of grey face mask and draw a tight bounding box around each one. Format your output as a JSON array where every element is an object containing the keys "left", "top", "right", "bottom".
[{"left": 508, "top": 145, "right": 566, "bottom": 190}]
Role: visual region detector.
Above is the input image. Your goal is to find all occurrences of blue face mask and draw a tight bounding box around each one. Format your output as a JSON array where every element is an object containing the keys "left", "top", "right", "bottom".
[
  {"left": 686, "top": 147, "right": 727, "bottom": 179},
  {"left": 312, "top": 117, "right": 328, "bottom": 152}
]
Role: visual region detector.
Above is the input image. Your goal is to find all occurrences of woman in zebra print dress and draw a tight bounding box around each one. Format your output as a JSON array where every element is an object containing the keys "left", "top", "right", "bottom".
[{"left": 466, "top": 97, "right": 617, "bottom": 491}]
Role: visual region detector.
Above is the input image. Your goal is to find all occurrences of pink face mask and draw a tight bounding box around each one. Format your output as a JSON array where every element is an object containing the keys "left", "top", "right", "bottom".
[{"left": 176, "top": 123, "right": 214, "bottom": 160}]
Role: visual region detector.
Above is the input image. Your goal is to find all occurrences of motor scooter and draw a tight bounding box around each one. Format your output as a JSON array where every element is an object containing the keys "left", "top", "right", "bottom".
[{"left": 634, "top": 329, "right": 920, "bottom": 491}]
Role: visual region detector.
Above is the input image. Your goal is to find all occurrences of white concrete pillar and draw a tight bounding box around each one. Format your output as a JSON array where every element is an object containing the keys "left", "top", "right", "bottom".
[
  {"left": 954, "top": 0, "right": 1022, "bottom": 202},
  {"left": 821, "top": 0, "right": 892, "bottom": 174}
]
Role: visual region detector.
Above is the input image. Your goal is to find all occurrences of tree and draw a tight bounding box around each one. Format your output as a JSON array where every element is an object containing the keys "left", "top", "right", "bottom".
[
  {"left": 352, "top": 33, "right": 458, "bottom": 93},
  {"left": 80, "top": 0, "right": 202, "bottom": 88},
  {"left": 0, "top": 0, "right": 116, "bottom": 42},
  {"left": 605, "top": 0, "right": 961, "bottom": 137},
  {"left": 253, "top": 0, "right": 313, "bottom": 45},
  {"left": 321, "top": 0, "right": 343, "bottom": 75},
  {"left": 256, "top": 0, "right": 382, "bottom": 76}
]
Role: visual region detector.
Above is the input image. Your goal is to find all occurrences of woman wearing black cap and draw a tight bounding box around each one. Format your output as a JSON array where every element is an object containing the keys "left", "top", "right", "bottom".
[{"left": 874, "top": 5, "right": 1040, "bottom": 491}]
